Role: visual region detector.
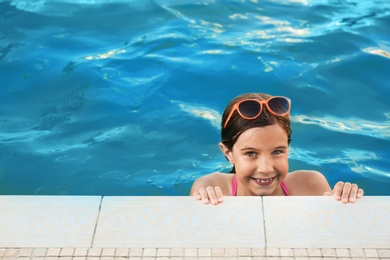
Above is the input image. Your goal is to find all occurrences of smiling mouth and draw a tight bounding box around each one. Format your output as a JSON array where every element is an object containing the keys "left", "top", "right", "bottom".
[{"left": 251, "top": 177, "right": 276, "bottom": 186}]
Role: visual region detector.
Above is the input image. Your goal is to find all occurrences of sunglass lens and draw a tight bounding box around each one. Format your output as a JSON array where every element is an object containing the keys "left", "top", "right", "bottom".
[
  {"left": 268, "top": 97, "right": 290, "bottom": 115},
  {"left": 239, "top": 100, "right": 261, "bottom": 118}
]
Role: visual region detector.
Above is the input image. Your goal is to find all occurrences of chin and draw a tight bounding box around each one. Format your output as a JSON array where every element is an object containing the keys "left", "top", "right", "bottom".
[
  {"left": 251, "top": 189, "right": 275, "bottom": 196},
  {"left": 257, "top": 191, "right": 274, "bottom": 196},
  {"left": 250, "top": 183, "right": 277, "bottom": 196}
]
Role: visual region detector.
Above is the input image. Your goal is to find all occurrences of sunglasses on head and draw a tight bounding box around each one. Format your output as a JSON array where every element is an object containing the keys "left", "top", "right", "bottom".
[{"left": 223, "top": 96, "right": 291, "bottom": 129}]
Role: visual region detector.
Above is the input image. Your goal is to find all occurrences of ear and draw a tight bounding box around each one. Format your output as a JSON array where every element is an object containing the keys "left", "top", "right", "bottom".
[{"left": 219, "top": 142, "right": 234, "bottom": 164}]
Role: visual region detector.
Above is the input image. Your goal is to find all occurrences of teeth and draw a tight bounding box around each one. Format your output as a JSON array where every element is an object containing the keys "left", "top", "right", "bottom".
[{"left": 257, "top": 178, "right": 273, "bottom": 183}]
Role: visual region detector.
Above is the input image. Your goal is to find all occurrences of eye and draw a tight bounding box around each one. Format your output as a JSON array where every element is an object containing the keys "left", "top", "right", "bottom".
[
  {"left": 272, "top": 150, "right": 283, "bottom": 155},
  {"left": 246, "top": 151, "right": 256, "bottom": 157},
  {"left": 272, "top": 149, "right": 286, "bottom": 155}
]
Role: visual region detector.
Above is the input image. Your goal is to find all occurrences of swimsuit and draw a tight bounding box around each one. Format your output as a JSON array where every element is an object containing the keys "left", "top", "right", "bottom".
[{"left": 231, "top": 175, "right": 289, "bottom": 196}]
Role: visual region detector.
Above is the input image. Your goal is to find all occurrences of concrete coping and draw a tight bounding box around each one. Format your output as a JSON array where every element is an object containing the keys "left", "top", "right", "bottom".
[{"left": 0, "top": 196, "right": 389, "bottom": 252}]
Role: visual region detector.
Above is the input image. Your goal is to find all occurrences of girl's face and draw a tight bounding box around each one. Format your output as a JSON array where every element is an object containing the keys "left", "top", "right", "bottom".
[{"left": 222, "top": 124, "right": 289, "bottom": 196}]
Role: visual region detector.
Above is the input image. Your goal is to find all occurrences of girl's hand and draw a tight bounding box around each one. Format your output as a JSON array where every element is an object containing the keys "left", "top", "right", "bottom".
[
  {"left": 324, "top": 181, "right": 364, "bottom": 203},
  {"left": 192, "top": 186, "right": 224, "bottom": 205}
]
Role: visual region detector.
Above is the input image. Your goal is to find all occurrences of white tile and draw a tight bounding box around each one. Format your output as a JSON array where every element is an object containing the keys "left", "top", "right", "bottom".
[
  {"left": 93, "top": 196, "right": 264, "bottom": 248},
  {"left": 0, "top": 196, "right": 101, "bottom": 247},
  {"left": 263, "top": 196, "right": 390, "bottom": 248}
]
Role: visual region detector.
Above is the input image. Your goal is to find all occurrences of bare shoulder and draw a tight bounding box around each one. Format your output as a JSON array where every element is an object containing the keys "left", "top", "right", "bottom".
[
  {"left": 285, "top": 170, "right": 332, "bottom": 195},
  {"left": 190, "top": 172, "right": 233, "bottom": 195}
]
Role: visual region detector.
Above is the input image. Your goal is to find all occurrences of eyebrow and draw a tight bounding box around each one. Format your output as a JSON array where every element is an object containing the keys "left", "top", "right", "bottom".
[
  {"left": 275, "top": 145, "right": 288, "bottom": 149},
  {"left": 240, "top": 146, "right": 287, "bottom": 151}
]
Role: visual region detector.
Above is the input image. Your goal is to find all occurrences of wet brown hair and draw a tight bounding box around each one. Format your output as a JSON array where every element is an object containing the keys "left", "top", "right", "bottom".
[{"left": 221, "top": 93, "right": 292, "bottom": 173}]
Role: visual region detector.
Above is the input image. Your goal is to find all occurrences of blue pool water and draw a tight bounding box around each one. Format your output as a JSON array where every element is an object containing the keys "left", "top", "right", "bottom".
[{"left": 0, "top": 0, "right": 389, "bottom": 196}]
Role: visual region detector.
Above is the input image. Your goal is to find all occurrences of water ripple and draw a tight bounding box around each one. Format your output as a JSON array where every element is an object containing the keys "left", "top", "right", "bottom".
[
  {"left": 292, "top": 115, "right": 390, "bottom": 140},
  {"left": 171, "top": 100, "right": 221, "bottom": 130},
  {"left": 290, "top": 147, "right": 389, "bottom": 178},
  {"left": 363, "top": 47, "right": 390, "bottom": 59},
  {"left": 0, "top": 129, "right": 51, "bottom": 144}
]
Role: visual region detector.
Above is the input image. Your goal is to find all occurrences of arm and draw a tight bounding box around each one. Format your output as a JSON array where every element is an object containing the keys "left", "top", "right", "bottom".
[{"left": 190, "top": 173, "right": 228, "bottom": 205}]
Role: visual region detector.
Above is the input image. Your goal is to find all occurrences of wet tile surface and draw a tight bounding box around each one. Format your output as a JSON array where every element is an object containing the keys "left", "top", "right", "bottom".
[
  {"left": 93, "top": 196, "right": 265, "bottom": 248},
  {"left": 0, "top": 196, "right": 101, "bottom": 248},
  {"left": 263, "top": 196, "right": 390, "bottom": 248}
]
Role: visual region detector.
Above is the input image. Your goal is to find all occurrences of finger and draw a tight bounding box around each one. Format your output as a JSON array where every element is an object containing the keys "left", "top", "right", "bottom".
[
  {"left": 198, "top": 187, "right": 210, "bottom": 204},
  {"left": 206, "top": 186, "right": 219, "bottom": 205},
  {"left": 215, "top": 186, "right": 224, "bottom": 203},
  {"left": 323, "top": 191, "right": 333, "bottom": 196},
  {"left": 348, "top": 184, "right": 358, "bottom": 203},
  {"left": 192, "top": 191, "right": 201, "bottom": 200},
  {"left": 357, "top": 188, "right": 364, "bottom": 198},
  {"left": 341, "top": 182, "right": 352, "bottom": 204},
  {"left": 333, "top": 181, "right": 344, "bottom": 200}
]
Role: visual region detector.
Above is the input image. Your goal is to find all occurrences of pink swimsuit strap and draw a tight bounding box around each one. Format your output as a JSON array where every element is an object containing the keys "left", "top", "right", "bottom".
[
  {"left": 231, "top": 175, "right": 289, "bottom": 196},
  {"left": 232, "top": 174, "right": 238, "bottom": 195},
  {"left": 280, "top": 180, "right": 289, "bottom": 196}
]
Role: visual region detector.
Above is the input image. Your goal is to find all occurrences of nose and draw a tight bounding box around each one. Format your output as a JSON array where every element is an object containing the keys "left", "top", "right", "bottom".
[{"left": 256, "top": 155, "right": 274, "bottom": 174}]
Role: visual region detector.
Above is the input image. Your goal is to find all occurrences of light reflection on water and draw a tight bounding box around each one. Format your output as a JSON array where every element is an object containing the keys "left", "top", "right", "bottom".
[{"left": 291, "top": 115, "right": 390, "bottom": 141}]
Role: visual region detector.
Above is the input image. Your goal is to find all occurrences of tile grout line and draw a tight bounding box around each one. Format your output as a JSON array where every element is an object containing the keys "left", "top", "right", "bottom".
[
  {"left": 90, "top": 196, "right": 104, "bottom": 248},
  {"left": 261, "top": 196, "right": 268, "bottom": 249}
]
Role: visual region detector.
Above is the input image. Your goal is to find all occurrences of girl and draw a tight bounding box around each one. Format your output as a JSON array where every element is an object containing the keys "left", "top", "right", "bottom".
[{"left": 191, "top": 93, "right": 364, "bottom": 204}]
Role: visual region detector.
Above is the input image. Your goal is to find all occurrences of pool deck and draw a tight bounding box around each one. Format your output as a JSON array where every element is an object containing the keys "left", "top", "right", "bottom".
[{"left": 0, "top": 196, "right": 389, "bottom": 259}]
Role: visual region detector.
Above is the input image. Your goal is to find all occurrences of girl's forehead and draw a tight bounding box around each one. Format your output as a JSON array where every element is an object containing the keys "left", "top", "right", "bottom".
[{"left": 234, "top": 125, "right": 288, "bottom": 148}]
